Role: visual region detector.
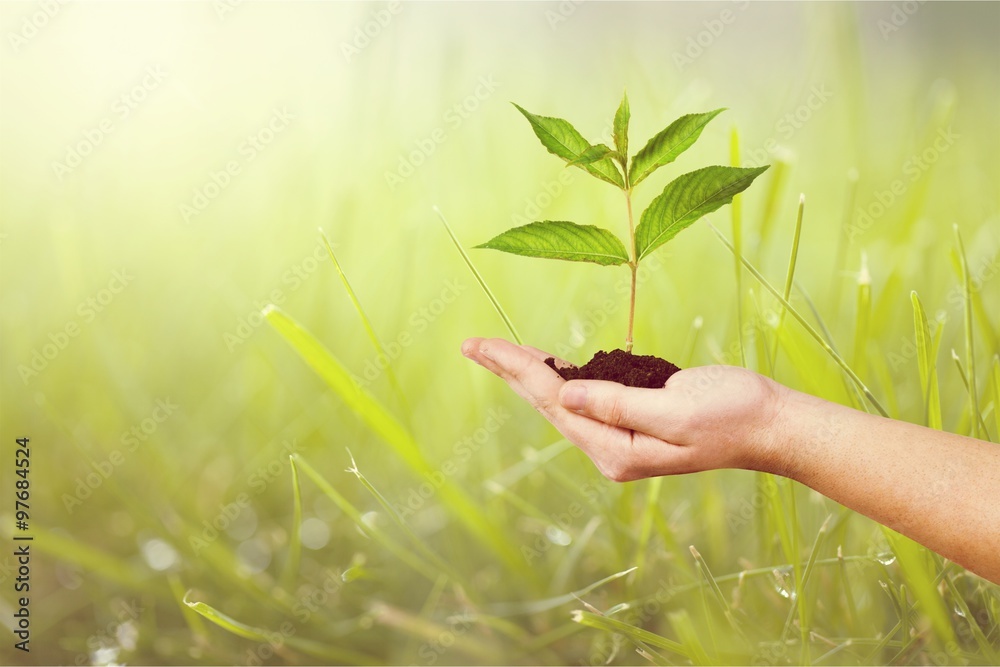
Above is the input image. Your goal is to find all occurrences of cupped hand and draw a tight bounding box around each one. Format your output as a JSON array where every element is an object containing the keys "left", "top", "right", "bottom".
[{"left": 461, "top": 337, "right": 789, "bottom": 481}]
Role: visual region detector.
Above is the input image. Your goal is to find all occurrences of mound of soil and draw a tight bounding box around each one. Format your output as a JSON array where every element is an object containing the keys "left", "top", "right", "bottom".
[{"left": 545, "top": 349, "right": 681, "bottom": 389}]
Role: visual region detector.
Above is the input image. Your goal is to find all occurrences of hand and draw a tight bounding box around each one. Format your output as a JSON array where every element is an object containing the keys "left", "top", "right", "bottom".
[{"left": 461, "top": 337, "right": 789, "bottom": 481}]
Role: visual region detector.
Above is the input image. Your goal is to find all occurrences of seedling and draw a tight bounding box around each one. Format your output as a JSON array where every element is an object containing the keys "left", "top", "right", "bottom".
[{"left": 476, "top": 93, "right": 769, "bottom": 386}]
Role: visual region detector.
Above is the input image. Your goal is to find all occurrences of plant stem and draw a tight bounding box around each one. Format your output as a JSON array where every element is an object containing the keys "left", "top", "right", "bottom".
[{"left": 625, "top": 188, "right": 637, "bottom": 353}]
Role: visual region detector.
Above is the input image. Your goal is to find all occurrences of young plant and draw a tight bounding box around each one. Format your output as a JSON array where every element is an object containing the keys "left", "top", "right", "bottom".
[{"left": 477, "top": 93, "right": 769, "bottom": 354}]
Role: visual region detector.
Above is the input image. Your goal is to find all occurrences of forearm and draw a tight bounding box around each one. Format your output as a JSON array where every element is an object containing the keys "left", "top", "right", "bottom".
[{"left": 768, "top": 388, "right": 1000, "bottom": 584}]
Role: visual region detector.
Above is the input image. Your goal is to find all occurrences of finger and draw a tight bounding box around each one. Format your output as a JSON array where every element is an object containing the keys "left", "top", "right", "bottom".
[
  {"left": 520, "top": 345, "right": 575, "bottom": 369},
  {"left": 558, "top": 379, "right": 682, "bottom": 435},
  {"left": 474, "top": 339, "right": 565, "bottom": 412},
  {"left": 467, "top": 339, "right": 635, "bottom": 449}
]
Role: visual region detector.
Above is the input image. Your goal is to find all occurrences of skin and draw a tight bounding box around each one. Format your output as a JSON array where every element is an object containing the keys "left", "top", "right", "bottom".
[{"left": 461, "top": 337, "right": 1000, "bottom": 584}]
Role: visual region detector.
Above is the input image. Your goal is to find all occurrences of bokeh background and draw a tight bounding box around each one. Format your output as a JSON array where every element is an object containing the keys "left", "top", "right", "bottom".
[{"left": 1, "top": 1, "right": 998, "bottom": 665}]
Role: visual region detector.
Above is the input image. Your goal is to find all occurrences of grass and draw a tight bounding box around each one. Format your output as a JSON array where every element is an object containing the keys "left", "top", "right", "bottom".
[{"left": 1, "top": 2, "right": 999, "bottom": 665}]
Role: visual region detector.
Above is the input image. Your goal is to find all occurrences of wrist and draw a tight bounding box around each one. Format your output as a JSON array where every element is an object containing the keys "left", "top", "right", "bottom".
[
  {"left": 747, "top": 381, "right": 826, "bottom": 479},
  {"left": 758, "top": 385, "right": 846, "bottom": 484}
]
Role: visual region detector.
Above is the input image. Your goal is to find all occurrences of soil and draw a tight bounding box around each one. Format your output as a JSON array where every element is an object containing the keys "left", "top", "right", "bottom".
[{"left": 545, "top": 349, "right": 681, "bottom": 389}]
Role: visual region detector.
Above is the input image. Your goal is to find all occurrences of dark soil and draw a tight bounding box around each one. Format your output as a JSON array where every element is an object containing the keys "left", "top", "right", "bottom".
[{"left": 545, "top": 349, "right": 681, "bottom": 388}]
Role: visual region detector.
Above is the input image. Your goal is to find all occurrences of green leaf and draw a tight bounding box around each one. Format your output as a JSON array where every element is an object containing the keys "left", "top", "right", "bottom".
[
  {"left": 476, "top": 221, "right": 629, "bottom": 266},
  {"left": 613, "top": 91, "right": 629, "bottom": 164},
  {"left": 636, "top": 165, "right": 769, "bottom": 261},
  {"left": 513, "top": 103, "right": 624, "bottom": 188},
  {"left": 630, "top": 109, "right": 726, "bottom": 187},
  {"left": 567, "top": 143, "right": 615, "bottom": 167}
]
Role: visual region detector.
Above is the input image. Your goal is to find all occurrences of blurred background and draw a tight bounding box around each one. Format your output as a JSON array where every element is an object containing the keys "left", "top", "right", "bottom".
[{"left": 1, "top": 1, "right": 998, "bottom": 665}]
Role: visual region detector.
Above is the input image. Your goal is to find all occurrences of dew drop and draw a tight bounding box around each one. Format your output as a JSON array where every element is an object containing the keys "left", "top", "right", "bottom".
[{"left": 874, "top": 552, "right": 897, "bottom": 566}]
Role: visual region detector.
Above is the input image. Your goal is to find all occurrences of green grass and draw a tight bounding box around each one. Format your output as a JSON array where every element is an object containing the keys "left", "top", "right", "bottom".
[{"left": 1, "top": 2, "right": 999, "bottom": 665}]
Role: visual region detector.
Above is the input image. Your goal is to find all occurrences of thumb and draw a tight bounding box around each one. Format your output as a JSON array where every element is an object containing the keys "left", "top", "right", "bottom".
[{"left": 558, "top": 380, "right": 666, "bottom": 433}]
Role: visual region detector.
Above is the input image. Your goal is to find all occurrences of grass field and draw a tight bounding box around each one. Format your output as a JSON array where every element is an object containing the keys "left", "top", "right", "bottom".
[{"left": 1, "top": 2, "right": 999, "bottom": 665}]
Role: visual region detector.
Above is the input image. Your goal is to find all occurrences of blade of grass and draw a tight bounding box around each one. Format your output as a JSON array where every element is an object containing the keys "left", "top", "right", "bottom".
[
  {"left": 279, "top": 455, "right": 303, "bottom": 591},
  {"left": 788, "top": 479, "right": 808, "bottom": 664},
  {"left": 344, "top": 449, "right": 468, "bottom": 586},
  {"left": 832, "top": 168, "right": 859, "bottom": 315},
  {"left": 852, "top": 251, "right": 871, "bottom": 382},
  {"left": 796, "top": 285, "right": 869, "bottom": 410},
  {"left": 183, "top": 592, "right": 377, "bottom": 664},
  {"left": 293, "top": 454, "right": 444, "bottom": 583},
  {"left": 484, "top": 437, "right": 573, "bottom": 489},
  {"left": 954, "top": 226, "right": 980, "bottom": 439},
  {"left": 263, "top": 305, "right": 526, "bottom": 573},
  {"left": 730, "top": 126, "right": 746, "bottom": 367},
  {"left": 837, "top": 544, "right": 859, "bottom": 635},
  {"left": 759, "top": 156, "right": 792, "bottom": 252},
  {"left": 434, "top": 205, "right": 523, "bottom": 344},
  {"left": 576, "top": 605, "right": 671, "bottom": 666},
  {"left": 709, "top": 223, "right": 889, "bottom": 417},
  {"left": 781, "top": 514, "right": 833, "bottom": 661},
  {"left": 769, "top": 193, "right": 805, "bottom": 369},
  {"left": 632, "top": 477, "right": 662, "bottom": 581},
  {"left": 552, "top": 516, "right": 603, "bottom": 594},
  {"left": 680, "top": 315, "right": 704, "bottom": 367},
  {"left": 763, "top": 474, "right": 795, "bottom": 569},
  {"left": 993, "top": 356, "right": 1000, "bottom": 438},
  {"left": 689, "top": 545, "right": 747, "bottom": 643},
  {"left": 487, "top": 566, "right": 637, "bottom": 616},
  {"left": 943, "top": 575, "right": 998, "bottom": 662},
  {"left": 168, "top": 573, "right": 208, "bottom": 643},
  {"left": 369, "top": 603, "right": 501, "bottom": 663},
  {"left": 880, "top": 527, "right": 956, "bottom": 646},
  {"left": 318, "top": 228, "right": 410, "bottom": 418},
  {"left": 667, "top": 609, "right": 714, "bottom": 665},
  {"left": 572, "top": 610, "right": 689, "bottom": 660},
  {"left": 951, "top": 350, "right": 992, "bottom": 440},
  {"left": 863, "top": 619, "right": 902, "bottom": 663},
  {"left": 911, "top": 291, "right": 943, "bottom": 430}
]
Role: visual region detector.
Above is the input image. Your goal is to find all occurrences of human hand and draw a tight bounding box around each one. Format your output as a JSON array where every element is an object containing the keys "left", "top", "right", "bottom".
[{"left": 461, "top": 337, "right": 790, "bottom": 481}]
